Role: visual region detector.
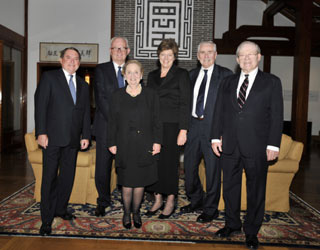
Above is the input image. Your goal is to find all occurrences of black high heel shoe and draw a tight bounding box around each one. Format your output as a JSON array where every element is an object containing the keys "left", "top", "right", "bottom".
[
  {"left": 145, "top": 203, "right": 165, "bottom": 217},
  {"left": 122, "top": 213, "right": 131, "bottom": 229},
  {"left": 158, "top": 207, "right": 176, "bottom": 219},
  {"left": 133, "top": 212, "right": 142, "bottom": 228}
]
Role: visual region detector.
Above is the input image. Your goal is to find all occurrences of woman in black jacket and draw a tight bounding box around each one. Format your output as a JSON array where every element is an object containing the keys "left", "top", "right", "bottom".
[{"left": 146, "top": 39, "right": 191, "bottom": 219}]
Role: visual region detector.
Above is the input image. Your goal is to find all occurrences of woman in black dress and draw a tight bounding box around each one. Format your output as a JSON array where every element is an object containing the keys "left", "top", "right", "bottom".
[
  {"left": 146, "top": 39, "right": 191, "bottom": 219},
  {"left": 108, "top": 60, "right": 162, "bottom": 229}
]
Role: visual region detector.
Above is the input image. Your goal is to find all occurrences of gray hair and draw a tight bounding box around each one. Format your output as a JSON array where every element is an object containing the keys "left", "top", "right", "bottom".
[
  {"left": 197, "top": 41, "right": 217, "bottom": 53},
  {"left": 236, "top": 41, "right": 261, "bottom": 56},
  {"left": 110, "top": 36, "right": 130, "bottom": 50}
]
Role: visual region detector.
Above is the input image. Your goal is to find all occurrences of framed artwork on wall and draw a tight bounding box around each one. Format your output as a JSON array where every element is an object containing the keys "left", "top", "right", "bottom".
[{"left": 39, "top": 42, "right": 99, "bottom": 63}]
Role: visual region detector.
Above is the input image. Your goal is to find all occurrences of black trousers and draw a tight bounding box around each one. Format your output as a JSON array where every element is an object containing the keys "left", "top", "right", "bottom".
[
  {"left": 40, "top": 144, "right": 78, "bottom": 224},
  {"left": 221, "top": 146, "right": 268, "bottom": 235},
  {"left": 95, "top": 137, "right": 114, "bottom": 206},
  {"left": 184, "top": 119, "right": 221, "bottom": 215}
]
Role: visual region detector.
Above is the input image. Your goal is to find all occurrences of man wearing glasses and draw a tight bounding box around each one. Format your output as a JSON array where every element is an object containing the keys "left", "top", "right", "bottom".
[
  {"left": 211, "top": 41, "right": 283, "bottom": 249},
  {"left": 92, "top": 37, "right": 130, "bottom": 216}
]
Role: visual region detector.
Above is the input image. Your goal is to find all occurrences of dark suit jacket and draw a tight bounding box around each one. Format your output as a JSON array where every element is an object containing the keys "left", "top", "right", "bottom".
[
  {"left": 211, "top": 70, "right": 283, "bottom": 157},
  {"left": 147, "top": 65, "right": 191, "bottom": 129},
  {"left": 35, "top": 69, "right": 91, "bottom": 148},
  {"left": 92, "top": 62, "right": 119, "bottom": 142},
  {"left": 107, "top": 86, "right": 162, "bottom": 167},
  {"left": 189, "top": 64, "right": 233, "bottom": 140}
]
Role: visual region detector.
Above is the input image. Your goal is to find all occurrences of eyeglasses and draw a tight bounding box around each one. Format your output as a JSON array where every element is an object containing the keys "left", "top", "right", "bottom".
[
  {"left": 111, "top": 47, "right": 128, "bottom": 52},
  {"left": 238, "top": 53, "right": 258, "bottom": 59}
]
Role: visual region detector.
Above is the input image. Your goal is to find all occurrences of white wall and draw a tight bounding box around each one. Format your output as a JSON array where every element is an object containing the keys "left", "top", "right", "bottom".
[
  {"left": 27, "top": 0, "right": 112, "bottom": 132},
  {"left": 215, "top": 0, "right": 320, "bottom": 135},
  {"left": 0, "top": 0, "right": 24, "bottom": 35}
]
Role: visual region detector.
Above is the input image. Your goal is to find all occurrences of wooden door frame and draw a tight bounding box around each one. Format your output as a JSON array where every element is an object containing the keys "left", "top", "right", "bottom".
[{"left": 0, "top": 7, "right": 27, "bottom": 151}]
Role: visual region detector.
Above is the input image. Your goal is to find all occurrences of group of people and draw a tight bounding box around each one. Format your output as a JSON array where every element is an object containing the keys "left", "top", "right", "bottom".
[{"left": 34, "top": 36, "right": 283, "bottom": 250}]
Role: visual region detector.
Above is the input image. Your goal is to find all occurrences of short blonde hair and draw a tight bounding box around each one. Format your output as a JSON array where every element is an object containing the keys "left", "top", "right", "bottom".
[{"left": 122, "top": 60, "right": 144, "bottom": 76}]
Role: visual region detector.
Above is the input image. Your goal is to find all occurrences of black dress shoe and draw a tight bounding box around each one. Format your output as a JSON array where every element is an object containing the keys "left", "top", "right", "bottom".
[
  {"left": 95, "top": 204, "right": 107, "bottom": 217},
  {"left": 122, "top": 213, "right": 131, "bottom": 229},
  {"left": 39, "top": 222, "right": 52, "bottom": 236},
  {"left": 55, "top": 212, "right": 76, "bottom": 220},
  {"left": 133, "top": 212, "right": 142, "bottom": 228},
  {"left": 196, "top": 211, "right": 219, "bottom": 223},
  {"left": 215, "top": 226, "right": 242, "bottom": 237},
  {"left": 245, "top": 234, "right": 259, "bottom": 250},
  {"left": 145, "top": 203, "right": 164, "bottom": 217},
  {"left": 180, "top": 203, "right": 202, "bottom": 213}
]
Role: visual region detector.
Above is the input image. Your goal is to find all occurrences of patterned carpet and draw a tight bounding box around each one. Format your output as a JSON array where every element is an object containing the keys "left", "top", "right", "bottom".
[{"left": 0, "top": 180, "right": 319, "bottom": 248}]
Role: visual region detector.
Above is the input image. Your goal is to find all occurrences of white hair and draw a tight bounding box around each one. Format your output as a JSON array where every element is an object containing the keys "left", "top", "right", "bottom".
[
  {"left": 110, "top": 37, "right": 130, "bottom": 49},
  {"left": 197, "top": 41, "right": 217, "bottom": 53},
  {"left": 236, "top": 41, "right": 261, "bottom": 56}
]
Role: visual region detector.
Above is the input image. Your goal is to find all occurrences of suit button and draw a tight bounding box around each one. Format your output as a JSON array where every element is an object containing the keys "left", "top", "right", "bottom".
[
  {"left": 238, "top": 111, "right": 242, "bottom": 114},
  {"left": 137, "top": 130, "right": 140, "bottom": 134}
]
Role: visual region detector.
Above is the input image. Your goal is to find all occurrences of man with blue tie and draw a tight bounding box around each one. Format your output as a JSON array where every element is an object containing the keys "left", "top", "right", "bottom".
[
  {"left": 92, "top": 37, "right": 130, "bottom": 216},
  {"left": 35, "top": 47, "right": 91, "bottom": 235},
  {"left": 181, "top": 41, "right": 232, "bottom": 222}
]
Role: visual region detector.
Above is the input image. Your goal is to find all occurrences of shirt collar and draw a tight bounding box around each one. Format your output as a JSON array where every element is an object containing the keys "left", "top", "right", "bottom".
[
  {"left": 241, "top": 67, "right": 258, "bottom": 79},
  {"left": 62, "top": 68, "right": 76, "bottom": 79},
  {"left": 201, "top": 64, "right": 214, "bottom": 73}
]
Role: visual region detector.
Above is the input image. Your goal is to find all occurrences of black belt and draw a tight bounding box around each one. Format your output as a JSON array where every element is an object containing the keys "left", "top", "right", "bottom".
[{"left": 192, "top": 116, "right": 204, "bottom": 121}]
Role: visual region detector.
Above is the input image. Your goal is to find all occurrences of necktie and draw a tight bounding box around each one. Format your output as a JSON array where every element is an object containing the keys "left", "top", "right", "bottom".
[
  {"left": 238, "top": 74, "right": 249, "bottom": 109},
  {"left": 69, "top": 75, "right": 76, "bottom": 104},
  {"left": 195, "top": 69, "right": 208, "bottom": 118},
  {"left": 117, "top": 66, "right": 124, "bottom": 88}
]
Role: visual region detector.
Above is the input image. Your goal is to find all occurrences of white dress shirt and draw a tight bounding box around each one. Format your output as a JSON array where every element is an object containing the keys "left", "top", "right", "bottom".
[
  {"left": 62, "top": 68, "right": 77, "bottom": 90},
  {"left": 113, "top": 62, "right": 125, "bottom": 77}
]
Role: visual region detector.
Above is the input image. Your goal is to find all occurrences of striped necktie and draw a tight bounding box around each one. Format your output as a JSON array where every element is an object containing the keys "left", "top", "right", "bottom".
[{"left": 238, "top": 74, "right": 249, "bottom": 109}]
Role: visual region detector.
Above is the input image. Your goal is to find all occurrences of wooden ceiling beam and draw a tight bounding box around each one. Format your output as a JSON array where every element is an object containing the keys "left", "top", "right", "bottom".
[
  {"left": 222, "top": 25, "right": 295, "bottom": 41},
  {"left": 214, "top": 39, "right": 294, "bottom": 55},
  {"left": 263, "top": 1, "right": 286, "bottom": 26}
]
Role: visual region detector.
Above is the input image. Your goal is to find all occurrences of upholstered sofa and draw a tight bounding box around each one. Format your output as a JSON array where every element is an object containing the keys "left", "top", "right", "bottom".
[
  {"left": 198, "top": 134, "right": 304, "bottom": 212},
  {"left": 26, "top": 131, "right": 303, "bottom": 212},
  {"left": 24, "top": 131, "right": 117, "bottom": 205}
]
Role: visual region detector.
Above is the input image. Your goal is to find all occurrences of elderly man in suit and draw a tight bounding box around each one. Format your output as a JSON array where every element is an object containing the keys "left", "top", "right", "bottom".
[
  {"left": 35, "top": 47, "right": 91, "bottom": 236},
  {"left": 181, "top": 41, "right": 233, "bottom": 223},
  {"left": 92, "top": 37, "right": 130, "bottom": 216},
  {"left": 211, "top": 41, "right": 283, "bottom": 250}
]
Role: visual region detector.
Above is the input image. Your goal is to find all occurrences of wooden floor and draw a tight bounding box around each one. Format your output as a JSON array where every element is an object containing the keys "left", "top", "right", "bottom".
[{"left": 0, "top": 145, "right": 319, "bottom": 250}]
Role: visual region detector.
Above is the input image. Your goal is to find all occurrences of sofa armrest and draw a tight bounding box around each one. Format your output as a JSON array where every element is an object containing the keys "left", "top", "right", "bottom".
[
  {"left": 25, "top": 132, "right": 38, "bottom": 152},
  {"left": 286, "top": 141, "right": 304, "bottom": 162},
  {"left": 268, "top": 159, "right": 299, "bottom": 173}
]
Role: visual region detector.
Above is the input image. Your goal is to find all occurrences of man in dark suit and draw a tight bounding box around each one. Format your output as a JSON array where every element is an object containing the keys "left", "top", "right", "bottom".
[
  {"left": 35, "top": 47, "right": 91, "bottom": 236},
  {"left": 181, "top": 41, "right": 232, "bottom": 223},
  {"left": 92, "top": 37, "right": 130, "bottom": 216},
  {"left": 211, "top": 41, "right": 283, "bottom": 250}
]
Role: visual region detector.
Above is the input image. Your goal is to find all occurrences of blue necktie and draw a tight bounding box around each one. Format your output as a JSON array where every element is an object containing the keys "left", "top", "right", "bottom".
[
  {"left": 69, "top": 75, "right": 76, "bottom": 104},
  {"left": 195, "top": 69, "right": 208, "bottom": 118},
  {"left": 117, "top": 66, "right": 125, "bottom": 88}
]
